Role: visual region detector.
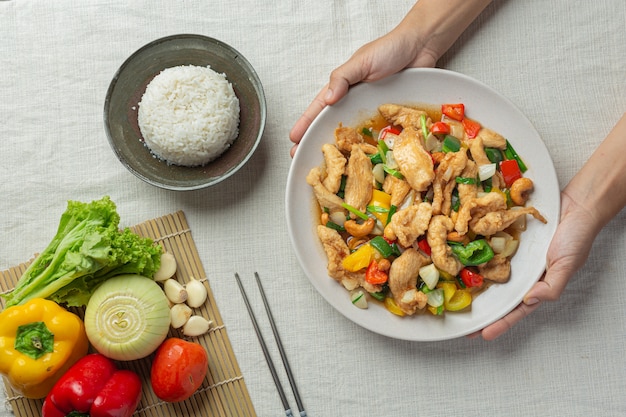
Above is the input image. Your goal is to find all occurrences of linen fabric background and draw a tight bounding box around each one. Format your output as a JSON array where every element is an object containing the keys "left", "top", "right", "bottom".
[{"left": 1, "top": 1, "right": 625, "bottom": 416}]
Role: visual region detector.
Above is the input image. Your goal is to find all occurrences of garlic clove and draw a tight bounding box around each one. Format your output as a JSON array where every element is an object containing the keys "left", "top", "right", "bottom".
[
  {"left": 185, "top": 278, "right": 208, "bottom": 308},
  {"left": 170, "top": 303, "right": 192, "bottom": 329},
  {"left": 163, "top": 279, "right": 188, "bottom": 304},
  {"left": 182, "top": 315, "right": 212, "bottom": 337},
  {"left": 153, "top": 252, "right": 177, "bottom": 281}
]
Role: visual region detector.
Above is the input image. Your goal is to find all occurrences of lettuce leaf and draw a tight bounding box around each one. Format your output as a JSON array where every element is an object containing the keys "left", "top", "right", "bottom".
[{"left": 3, "top": 196, "right": 162, "bottom": 307}]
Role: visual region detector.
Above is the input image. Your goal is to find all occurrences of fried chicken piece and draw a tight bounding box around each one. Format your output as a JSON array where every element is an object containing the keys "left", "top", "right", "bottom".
[
  {"left": 384, "top": 202, "right": 433, "bottom": 248},
  {"left": 478, "top": 254, "right": 511, "bottom": 283},
  {"left": 316, "top": 225, "right": 362, "bottom": 290},
  {"left": 388, "top": 248, "right": 429, "bottom": 315},
  {"left": 427, "top": 215, "right": 463, "bottom": 277},
  {"left": 321, "top": 143, "right": 346, "bottom": 194},
  {"left": 470, "top": 206, "right": 547, "bottom": 236},
  {"left": 469, "top": 136, "right": 492, "bottom": 166},
  {"left": 382, "top": 174, "right": 412, "bottom": 207},
  {"left": 306, "top": 166, "right": 345, "bottom": 213},
  {"left": 378, "top": 103, "right": 429, "bottom": 131},
  {"left": 457, "top": 159, "right": 478, "bottom": 206},
  {"left": 344, "top": 145, "right": 373, "bottom": 215},
  {"left": 335, "top": 124, "right": 377, "bottom": 154},
  {"left": 432, "top": 149, "right": 468, "bottom": 215},
  {"left": 454, "top": 192, "right": 508, "bottom": 236},
  {"left": 392, "top": 128, "right": 435, "bottom": 192},
  {"left": 476, "top": 127, "right": 507, "bottom": 149}
]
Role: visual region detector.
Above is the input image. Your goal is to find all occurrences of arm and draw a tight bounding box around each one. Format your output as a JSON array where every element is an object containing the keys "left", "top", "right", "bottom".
[
  {"left": 480, "top": 112, "right": 626, "bottom": 340},
  {"left": 289, "top": 0, "right": 494, "bottom": 157}
]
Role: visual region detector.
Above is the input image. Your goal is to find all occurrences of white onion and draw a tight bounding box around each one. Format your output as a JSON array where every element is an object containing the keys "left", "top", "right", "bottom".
[
  {"left": 478, "top": 163, "right": 497, "bottom": 181},
  {"left": 350, "top": 290, "right": 368, "bottom": 309},
  {"left": 426, "top": 288, "right": 444, "bottom": 308},
  {"left": 84, "top": 274, "right": 171, "bottom": 361},
  {"left": 424, "top": 133, "right": 442, "bottom": 153},
  {"left": 419, "top": 263, "right": 440, "bottom": 290},
  {"left": 385, "top": 151, "right": 398, "bottom": 169},
  {"left": 372, "top": 163, "right": 385, "bottom": 184}
]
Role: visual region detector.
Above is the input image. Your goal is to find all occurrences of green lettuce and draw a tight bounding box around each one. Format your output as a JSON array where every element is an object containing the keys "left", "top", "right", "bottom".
[{"left": 3, "top": 196, "right": 162, "bottom": 307}]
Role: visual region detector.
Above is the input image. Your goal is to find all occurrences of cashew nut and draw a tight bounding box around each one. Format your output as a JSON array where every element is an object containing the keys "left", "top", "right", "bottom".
[
  {"left": 344, "top": 218, "right": 375, "bottom": 238},
  {"left": 509, "top": 177, "right": 534, "bottom": 206}
]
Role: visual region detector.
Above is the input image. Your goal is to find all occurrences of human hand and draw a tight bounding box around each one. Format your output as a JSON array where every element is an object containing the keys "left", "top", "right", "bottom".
[
  {"left": 289, "top": 27, "right": 439, "bottom": 158},
  {"left": 479, "top": 192, "right": 597, "bottom": 340}
]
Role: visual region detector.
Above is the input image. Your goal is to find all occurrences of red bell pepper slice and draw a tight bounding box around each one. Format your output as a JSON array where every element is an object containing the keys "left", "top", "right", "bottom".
[
  {"left": 442, "top": 103, "right": 465, "bottom": 121},
  {"left": 500, "top": 159, "right": 522, "bottom": 188},
  {"left": 430, "top": 121, "right": 450, "bottom": 135},
  {"left": 462, "top": 118, "right": 481, "bottom": 139},
  {"left": 417, "top": 238, "right": 432, "bottom": 256},
  {"left": 365, "top": 260, "right": 389, "bottom": 285},
  {"left": 379, "top": 125, "right": 402, "bottom": 140},
  {"left": 460, "top": 267, "right": 484, "bottom": 288},
  {"left": 42, "top": 353, "right": 142, "bottom": 417}
]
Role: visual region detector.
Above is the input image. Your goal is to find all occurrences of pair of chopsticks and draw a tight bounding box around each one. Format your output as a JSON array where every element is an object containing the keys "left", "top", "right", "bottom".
[{"left": 234, "top": 272, "right": 307, "bottom": 417}]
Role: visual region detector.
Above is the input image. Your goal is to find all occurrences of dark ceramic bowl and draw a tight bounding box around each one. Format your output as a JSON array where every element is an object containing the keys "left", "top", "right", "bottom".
[{"left": 104, "top": 34, "right": 266, "bottom": 191}]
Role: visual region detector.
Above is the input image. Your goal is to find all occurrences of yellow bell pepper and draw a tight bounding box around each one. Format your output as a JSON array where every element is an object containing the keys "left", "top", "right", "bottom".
[
  {"left": 342, "top": 244, "right": 375, "bottom": 272},
  {"left": 368, "top": 190, "right": 392, "bottom": 226},
  {"left": 0, "top": 298, "right": 89, "bottom": 399},
  {"left": 384, "top": 297, "right": 405, "bottom": 317}
]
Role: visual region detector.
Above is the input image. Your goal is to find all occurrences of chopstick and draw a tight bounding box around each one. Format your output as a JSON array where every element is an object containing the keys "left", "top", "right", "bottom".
[{"left": 234, "top": 273, "right": 307, "bottom": 417}]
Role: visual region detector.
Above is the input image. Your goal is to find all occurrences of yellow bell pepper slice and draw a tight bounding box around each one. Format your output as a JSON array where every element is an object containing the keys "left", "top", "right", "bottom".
[
  {"left": 384, "top": 297, "right": 406, "bottom": 317},
  {"left": 0, "top": 298, "right": 89, "bottom": 399},
  {"left": 368, "top": 190, "right": 392, "bottom": 226},
  {"left": 445, "top": 288, "right": 472, "bottom": 312},
  {"left": 342, "top": 244, "right": 375, "bottom": 272}
]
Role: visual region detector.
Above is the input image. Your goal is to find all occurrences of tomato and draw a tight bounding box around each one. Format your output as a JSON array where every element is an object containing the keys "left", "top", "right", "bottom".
[
  {"left": 150, "top": 338, "right": 209, "bottom": 403},
  {"left": 462, "top": 118, "right": 481, "bottom": 139},
  {"left": 442, "top": 103, "right": 465, "bottom": 121},
  {"left": 430, "top": 121, "right": 450, "bottom": 135}
]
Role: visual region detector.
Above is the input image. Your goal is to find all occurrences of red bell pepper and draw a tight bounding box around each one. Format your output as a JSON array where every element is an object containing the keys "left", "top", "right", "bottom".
[
  {"left": 417, "top": 238, "right": 432, "bottom": 256},
  {"left": 430, "top": 121, "right": 450, "bottom": 135},
  {"left": 42, "top": 353, "right": 142, "bottom": 417},
  {"left": 379, "top": 125, "right": 402, "bottom": 140},
  {"left": 462, "top": 118, "right": 481, "bottom": 139},
  {"left": 442, "top": 103, "right": 465, "bottom": 121},
  {"left": 365, "top": 260, "right": 388, "bottom": 285},
  {"left": 500, "top": 159, "right": 523, "bottom": 188},
  {"left": 460, "top": 267, "right": 484, "bottom": 288}
]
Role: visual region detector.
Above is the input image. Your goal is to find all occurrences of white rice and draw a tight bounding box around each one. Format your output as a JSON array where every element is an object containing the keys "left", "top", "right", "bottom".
[{"left": 138, "top": 65, "right": 240, "bottom": 167}]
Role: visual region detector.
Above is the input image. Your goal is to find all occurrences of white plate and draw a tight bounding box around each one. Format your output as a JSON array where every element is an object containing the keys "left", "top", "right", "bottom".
[{"left": 286, "top": 68, "right": 560, "bottom": 341}]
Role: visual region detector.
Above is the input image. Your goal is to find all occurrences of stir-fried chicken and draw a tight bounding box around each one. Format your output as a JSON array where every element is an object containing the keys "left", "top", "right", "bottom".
[
  {"left": 388, "top": 248, "right": 429, "bottom": 315},
  {"left": 335, "top": 124, "right": 377, "bottom": 154},
  {"left": 427, "top": 215, "right": 463, "bottom": 277},
  {"left": 384, "top": 202, "right": 433, "bottom": 247},
  {"left": 476, "top": 127, "right": 507, "bottom": 149},
  {"left": 478, "top": 254, "right": 511, "bottom": 283},
  {"left": 469, "top": 136, "right": 492, "bottom": 166},
  {"left": 378, "top": 103, "right": 428, "bottom": 131},
  {"left": 321, "top": 144, "right": 346, "bottom": 194},
  {"left": 392, "top": 127, "right": 435, "bottom": 192},
  {"left": 470, "top": 206, "right": 547, "bottom": 236},
  {"left": 316, "top": 225, "right": 362, "bottom": 290},
  {"left": 306, "top": 166, "right": 345, "bottom": 213},
  {"left": 344, "top": 145, "right": 373, "bottom": 215},
  {"left": 382, "top": 174, "right": 412, "bottom": 207},
  {"left": 455, "top": 192, "right": 508, "bottom": 236},
  {"left": 457, "top": 159, "right": 478, "bottom": 206},
  {"left": 432, "top": 149, "right": 468, "bottom": 215}
]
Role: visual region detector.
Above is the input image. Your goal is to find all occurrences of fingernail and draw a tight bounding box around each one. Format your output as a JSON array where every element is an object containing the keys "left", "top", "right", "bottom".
[
  {"left": 324, "top": 88, "right": 333, "bottom": 101},
  {"left": 525, "top": 297, "right": 539, "bottom": 306}
]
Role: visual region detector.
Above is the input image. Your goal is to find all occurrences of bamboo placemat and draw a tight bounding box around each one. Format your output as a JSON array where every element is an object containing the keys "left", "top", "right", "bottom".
[{"left": 0, "top": 211, "right": 257, "bottom": 417}]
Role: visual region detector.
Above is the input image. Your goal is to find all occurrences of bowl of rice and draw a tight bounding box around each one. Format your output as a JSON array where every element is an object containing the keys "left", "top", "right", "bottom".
[{"left": 104, "top": 34, "right": 266, "bottom": 190}]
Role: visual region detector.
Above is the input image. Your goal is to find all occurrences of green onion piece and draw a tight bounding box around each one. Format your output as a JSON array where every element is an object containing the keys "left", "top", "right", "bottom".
[
  {"left": 369, "top": 291, "right": 386, "bottom": 302},
  {"left": 369, "top": 236, "right": 395, "bottom": 258},
  {"left": 503, "top": 140, "right": 527, "bottom": 172},
  {"left": 485, "top": 147, "right": 503, "bottom": 164},
  {"left": 377, "top": 140, "right": 389, "bottom": 164},
  {"left": 325, "top": 221, "right": 345, "bottom": 232},
  {"left": 383, "top": 166, "right": 404, "bottom": 179},
  {"left": 455, "top": 176, "right": 477, "bottom": 185},
  {"left": 386, "top": 204, "right": 397, "bottom": 224},
  {"left": 420, "top": 113, "right": 429, "bottom": 141},
  {"left": 336, "top": 175, "right": 347, "bottom": 199},
  {"left": 341, "top": 202, "right": 369, "bottom": 221},
  {"left": 366, "top": 205, "right": 389, "bottom": 214},
  {"left": 361, "top": 127, "right": 373, "bottom": 137},
  {"left": 451, "top": 189, "right": 460, "bottom": 212},
  {"left": 442, "top": 135, "right": 461, "bottom": 153},
  {"left": 482, "top": 177, "right": 493, "bottom": 193}
]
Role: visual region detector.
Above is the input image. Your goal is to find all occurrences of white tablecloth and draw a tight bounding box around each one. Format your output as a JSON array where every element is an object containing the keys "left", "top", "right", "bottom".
[{"left": 1, "top": 1, "right": 625, "bottom": 416}]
